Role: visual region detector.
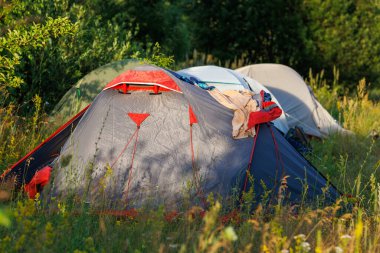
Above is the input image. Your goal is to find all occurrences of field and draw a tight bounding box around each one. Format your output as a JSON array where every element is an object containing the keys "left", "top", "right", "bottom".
[{"left": 0, "top": 73, "right": 380, "bottom": 253}]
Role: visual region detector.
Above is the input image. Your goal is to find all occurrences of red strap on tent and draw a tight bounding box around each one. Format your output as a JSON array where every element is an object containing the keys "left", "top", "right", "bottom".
[
  {"left": 111, "top": 113, "right": 149, "bottom": 168},
  {"left": 24, "top": 165, "right": 52, "bottom": 198},
  {"left": 268, "top": 124, "right": 285, "bottom": 182},
  {"left": 124, "top": 129, "right": 140, "bottom": 203},
  {"left": 108, "top": 113, "right": 149, "bottom": 204},
  {"left": 242, "top": 125, "right": 261, "bottom": 194},
  {"left": 267, "top": 124, "right": 287, "bottom": 204},
  {"left": 189, "top": 106, "right": 198, "bottom": 166},
  {"left": 110, "top": 129, "right": 138, "bottom": 169},
  {"left": 242, "top": 90, "right": 278, "bottom": 195},
  {"left": 188, "top": 106, "right": 207, "bottom": 207},
  {"left": 247, "top": 103, "right": 282, "bottom": 129},
  {"left": 190, "top": 124, "right": 196, "bottom": 168},
  {"left": 239, "top": 125, "right": 260, "bottom": 210},
  {"left": 124, "top": 113, "right": 150, "bottom": 203}
]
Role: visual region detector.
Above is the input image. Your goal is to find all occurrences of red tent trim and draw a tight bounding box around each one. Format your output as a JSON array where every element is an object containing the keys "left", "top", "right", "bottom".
[
  {"left": 127, "top": 113, "right": 150, "bottom": 127},
  {"left": 103, "top": 69, "right": 182, "bottom": 93},
  {"left": 104, "top": 81, "right": 182, "bottom": 93},
  {"left": 0, "top": 104, "right": 90, "bottom": 180},
  {"left": 189, "top": 106, "right": 198, "bottom": 125}
]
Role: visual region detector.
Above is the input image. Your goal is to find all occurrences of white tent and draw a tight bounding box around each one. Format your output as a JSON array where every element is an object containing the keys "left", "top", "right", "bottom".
[
  {"left": 236, "top": 64, "right": 348, "bottom": 138},
  {"left": 177, "top": 65, "right": 289, "bottom": 134}
]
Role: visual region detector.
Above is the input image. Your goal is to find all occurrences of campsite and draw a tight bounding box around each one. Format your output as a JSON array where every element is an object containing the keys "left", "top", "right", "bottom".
[{"left": 1, "top": 1, "right": 380, "bottom": 252}]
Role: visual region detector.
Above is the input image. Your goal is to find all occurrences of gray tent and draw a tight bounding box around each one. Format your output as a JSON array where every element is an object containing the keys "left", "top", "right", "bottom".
[
  {"left": 48, "top": 65, "right": 339, "bottom": 208},
  {"left": 236, "top": 64, "right": 347, "bottom": 138},
  {"left": 2, "top": 64, "right": 340, "bottom": 209}
]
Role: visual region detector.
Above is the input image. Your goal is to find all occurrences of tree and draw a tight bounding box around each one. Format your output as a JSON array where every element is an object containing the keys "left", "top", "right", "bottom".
[
  {"left": 303, "top": 0, "right": 380, "bottom": 87},
  {"left": 0, "top": 0, "right": 140, "bottom": 112},
  {"left": 184, "top": 0, "right": 308, "bottom": 68},
  {"left": 0, "top": 16, "right": 78, "bottom": 108}
]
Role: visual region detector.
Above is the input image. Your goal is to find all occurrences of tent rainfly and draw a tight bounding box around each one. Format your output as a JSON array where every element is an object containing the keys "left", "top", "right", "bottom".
[{"left": 1, "top": 64, "right": 340, "bottom": 209}]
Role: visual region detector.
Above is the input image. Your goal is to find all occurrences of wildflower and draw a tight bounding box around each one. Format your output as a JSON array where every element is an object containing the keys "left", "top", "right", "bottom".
[
  {"left": 340, "top": 234, "right": 352, "bottom": 240},
  {"left": 164, "top": 210, "right": 179, "bottom": 222},
  {"left": 262, "top": 245, "right": 270, "bottom": 253},
  {"left": 223, "top": 226, "right": 238, "bottom": 241},
  {"left": 294, "top": 234, "right": 306, "bottom": 241},
  {"left": 58, "top": 202, "right": 66, "bottom": 216},
  {"left": 0, "top": 209, "right": 11, "bottom": 228},
  {"left": 300, "top": 242, "right": 311, "bottom": 252},
  {"left": 334, "top": 246, "right": 343, "bottom": 253}
]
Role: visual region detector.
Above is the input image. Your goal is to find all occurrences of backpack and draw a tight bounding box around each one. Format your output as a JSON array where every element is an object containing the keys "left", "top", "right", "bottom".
[{"left": 285, "top": 126, "right": 312, "bottom": 155}]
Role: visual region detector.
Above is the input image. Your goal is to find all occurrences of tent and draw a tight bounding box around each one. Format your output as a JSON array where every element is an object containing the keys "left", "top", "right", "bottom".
[
  {"left": 236, "top": 64, "right": 348, "bottom": 138},
  {"left": 1, "top": 64, "right": 340, "bottom": 209},
  {"left": 177, "top": 65, "right": 289, "bottom": 134},
  {"left": 52, "top": 59, "right": 142, "bottom": 123}
]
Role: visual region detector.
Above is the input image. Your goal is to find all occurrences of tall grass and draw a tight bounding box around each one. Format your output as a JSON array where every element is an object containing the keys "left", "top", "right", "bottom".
[
  {"left": 0, "top": 73, "right": 379, "bottom": 252},
  {"left": 0, "top": 95, "right": 50, "bottom": 171}
]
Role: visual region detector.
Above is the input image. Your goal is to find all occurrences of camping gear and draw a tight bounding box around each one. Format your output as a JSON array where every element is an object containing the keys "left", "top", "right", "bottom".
[
  {"left": 285, "top": 127, "right": 313, "bottom": 155},
  {"left": 1, "top": 64, "right": 340, "bottom": 209},
  {"left": 236, "top": 64, "right": 348, "bottom": 138},
  {"left": 178, "top": 65, "right": 290, "bottom": 134},
  {"left": 208, "top": 89, "right": 260, "bottom": 139}
]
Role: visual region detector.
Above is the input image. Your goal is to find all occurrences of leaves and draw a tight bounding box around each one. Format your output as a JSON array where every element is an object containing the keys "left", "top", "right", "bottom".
[
  {"left": 0, "top": 210, "right": 11, "bottom": 228},
  {"left": 0, "top": 16, "right": 77, "bottom": 104}
]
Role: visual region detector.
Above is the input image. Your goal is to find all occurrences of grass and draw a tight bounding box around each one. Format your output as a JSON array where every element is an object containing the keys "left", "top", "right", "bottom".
[{"left": 0, "top": 73, "right": 380, "bottom": 252}]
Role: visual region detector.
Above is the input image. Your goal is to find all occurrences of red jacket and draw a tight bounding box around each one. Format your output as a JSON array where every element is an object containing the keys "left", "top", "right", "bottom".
[{"left": 248, "top": 101, "right": 282, "bottom": 129}]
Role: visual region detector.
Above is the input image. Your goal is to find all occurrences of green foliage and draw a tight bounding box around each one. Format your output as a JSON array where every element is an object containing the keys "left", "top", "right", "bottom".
[
  {"left": 0, "top": 97, "right": 49, "bottom": 170},
  {"left": 121, "top": 0, "right": 191, "bottom": 61},
  {"left": 2, "top": 0, "right": 380, "bottom": 114},
  {"left": 303, "top": 0, "right": 380, "bottom": 87},
  {"left": 305, "top": 76, "right": 380, "bottom": 201},
  {"left": 0, "top": 0, "right": 141, "bottom": 113},
  {"left": 0, "top": 210, "right": 11, "bottom": 228},
  {"left": 184, "top": 0, "right": 308, "bottom": 68},
  {"left": 132, "top": 42, "right": 175, "bottom": 69},
  {"left": 182, "top": 0, "right": 380, "bottom": 87},
  {"left": 0, "top": 16, "right": 77, "bottom": 103}
]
